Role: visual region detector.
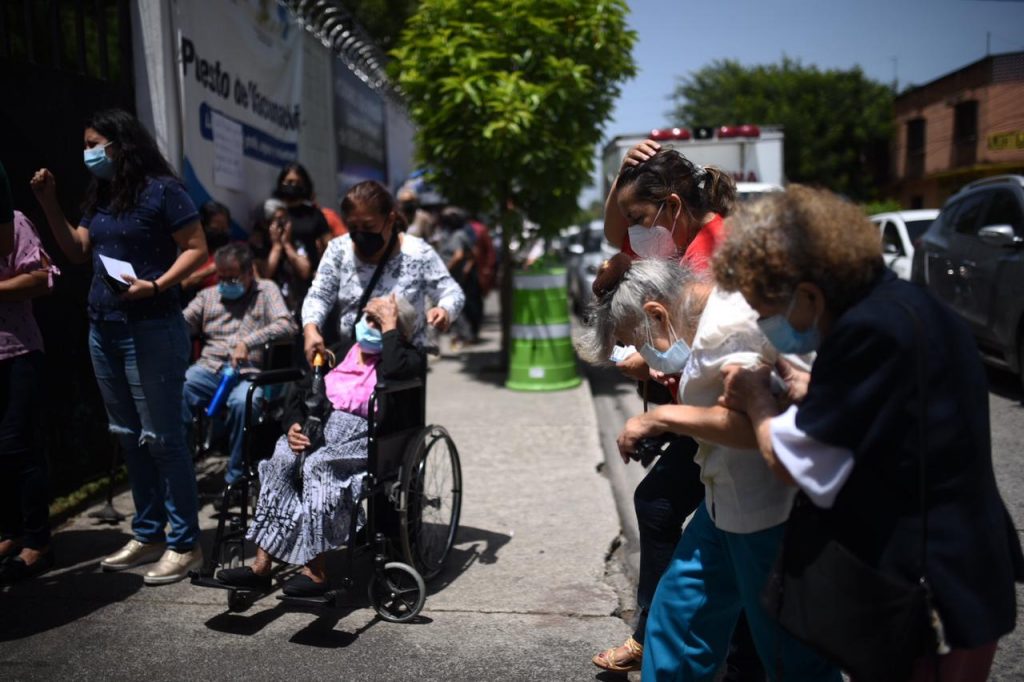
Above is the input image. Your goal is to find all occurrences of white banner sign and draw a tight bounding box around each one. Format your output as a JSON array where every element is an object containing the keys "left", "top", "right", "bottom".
[{"left": 174, "top": 0, "right": 304, "bottom": 235}]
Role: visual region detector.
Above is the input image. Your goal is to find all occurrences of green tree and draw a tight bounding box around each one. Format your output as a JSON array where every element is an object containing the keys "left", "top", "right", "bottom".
[
  {"left": 389, "top": 0, "right": 636, "bottom": 361},
  {"left": 670, "top": 58, "right": 894, "bottom": 201}
]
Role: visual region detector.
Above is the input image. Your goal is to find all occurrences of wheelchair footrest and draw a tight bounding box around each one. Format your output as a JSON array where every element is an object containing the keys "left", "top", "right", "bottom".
[
  {"left": 276, "top": 592, "right": 337, "bottom": 609},
  {"left": 189, "top": 572, "right": 262, "bottom": 595}
]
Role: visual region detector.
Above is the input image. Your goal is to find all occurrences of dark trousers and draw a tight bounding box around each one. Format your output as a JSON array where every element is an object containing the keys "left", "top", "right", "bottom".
[
  {"left": 0, "top": 351, "right": 50, "bottom": 549},
  {"left": 632, "top": 436, "right": 765, "bottom": 680}
]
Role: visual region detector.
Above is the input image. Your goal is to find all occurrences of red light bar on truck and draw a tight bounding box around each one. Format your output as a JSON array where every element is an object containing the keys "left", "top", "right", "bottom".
[{"left": 650, "top": 127, "right": 692, "bottom": 141}]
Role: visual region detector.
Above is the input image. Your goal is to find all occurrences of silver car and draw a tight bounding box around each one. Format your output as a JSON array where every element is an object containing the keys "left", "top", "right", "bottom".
[{"left": 565, "top": 220, "right": 617, "bottom": 315}]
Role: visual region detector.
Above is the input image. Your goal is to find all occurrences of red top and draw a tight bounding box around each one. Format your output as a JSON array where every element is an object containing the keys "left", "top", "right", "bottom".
[{"left": 620, "top": 213, "right": 725, "bottom": 274}]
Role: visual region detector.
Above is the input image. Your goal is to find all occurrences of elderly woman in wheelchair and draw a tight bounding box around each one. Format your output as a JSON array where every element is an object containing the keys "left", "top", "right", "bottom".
[{"left": 216, "top": 293, "right": 423, "bottom": 597}]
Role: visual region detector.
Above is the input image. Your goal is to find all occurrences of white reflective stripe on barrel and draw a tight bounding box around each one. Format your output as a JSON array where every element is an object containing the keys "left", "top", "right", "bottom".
[
  {"left": 510, "top": 323, "right": 572, "bottom": 340},
  {"left": 513, "top": 274, "right": 565, "bottom": 290}
]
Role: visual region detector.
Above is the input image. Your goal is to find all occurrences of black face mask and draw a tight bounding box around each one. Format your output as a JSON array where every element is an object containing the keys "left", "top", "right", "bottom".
[
  {"left": 276, "top": 183, "right": 307, "bottom": 201},
  {"left": 400, "top": 201, "right": 418, "bottom": 216},
  {"left": 205, "top": 229, "right": 230, "bottom": 250},
  {"left": 351, "top": 230, "right": 386, "bottom": 257}
]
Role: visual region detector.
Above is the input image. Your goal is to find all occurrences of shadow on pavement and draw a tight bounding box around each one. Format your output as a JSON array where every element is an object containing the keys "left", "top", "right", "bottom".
[
  {"left": 986, "top": 366, "right": 1023, "bottom": 403},
  {"left": 0, "top": 528, "right": 144, "bottom": 642}
]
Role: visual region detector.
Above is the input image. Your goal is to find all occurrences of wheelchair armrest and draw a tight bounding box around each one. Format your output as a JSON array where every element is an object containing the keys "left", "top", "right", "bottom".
[
  {"left": 249, "top": 368, "right": 305, "bottom": 388},
  {"left": 372, "top": 378, "right": 423, "bottom": 397}
]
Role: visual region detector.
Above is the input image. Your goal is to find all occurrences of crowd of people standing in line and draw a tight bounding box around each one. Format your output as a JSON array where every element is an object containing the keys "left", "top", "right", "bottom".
[
  {"left": 0, "top": 107, "right": 476, "bottom": 588},
  {"left": 577, "top": 138, "right": 1023, "bottom": 681}
]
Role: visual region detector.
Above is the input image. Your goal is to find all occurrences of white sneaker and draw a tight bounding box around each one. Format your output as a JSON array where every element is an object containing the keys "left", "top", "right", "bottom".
[
  {"left": 143, "top": 547, "right": 204, "bottom": 586},
  {"left": 100, "top": 539, "right": 166, "bottom": 572}
]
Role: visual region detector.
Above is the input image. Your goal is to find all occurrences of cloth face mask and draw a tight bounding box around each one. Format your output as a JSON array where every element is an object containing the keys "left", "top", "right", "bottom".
[
  {"left": 758, "top": 294, "right": 821, "bottom": 354},
  {"left": 627, "top": 202, "right": 680, "bottom": 259},
  {"left": 218, "top": 281, "right": 246, "bottom": 300}
]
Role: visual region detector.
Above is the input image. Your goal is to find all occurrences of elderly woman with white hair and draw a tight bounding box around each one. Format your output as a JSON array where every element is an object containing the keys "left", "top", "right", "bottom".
[
  {"left": 216, "top": 293, "right": 424, "bottom": 597},
  {"left": 578, "top": 256, "right": 838, "bottom": 681}
]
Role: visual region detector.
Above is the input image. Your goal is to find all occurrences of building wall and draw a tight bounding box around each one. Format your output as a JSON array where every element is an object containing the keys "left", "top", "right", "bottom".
[{"left": 891, "top": 53, "right": 1024, "bottom": 208}]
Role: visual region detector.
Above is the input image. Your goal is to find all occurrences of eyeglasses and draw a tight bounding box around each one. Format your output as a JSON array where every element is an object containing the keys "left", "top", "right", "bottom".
[{"left": 219, "top": 276, "right": 244, "bottom": 286}]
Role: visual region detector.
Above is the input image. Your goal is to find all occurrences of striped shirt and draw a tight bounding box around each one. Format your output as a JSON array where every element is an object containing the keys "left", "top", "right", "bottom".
[{"left": 183, "top": 278, "right": 297, "bottom": 374}]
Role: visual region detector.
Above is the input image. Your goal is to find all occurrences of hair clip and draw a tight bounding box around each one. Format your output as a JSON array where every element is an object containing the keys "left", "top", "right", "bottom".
[{"left": 592, "top": 252, "right": 633, "bottom": 300}]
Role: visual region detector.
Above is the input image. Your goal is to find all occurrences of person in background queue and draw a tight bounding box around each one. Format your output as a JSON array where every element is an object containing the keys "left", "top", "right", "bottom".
[
  {"left": 30, "top": 108, "right": 207, "bottom": 586},
  {"left": 181, "top": 200, "right": 232, "bottom": 298},
  {"left": 0, "top": 211, "right": 60, "bottom": 584}
]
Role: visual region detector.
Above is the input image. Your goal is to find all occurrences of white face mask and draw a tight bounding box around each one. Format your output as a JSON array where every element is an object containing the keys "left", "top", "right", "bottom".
[
  {"left": 627, "top": 202, "right": 680, "bottom": 259},
  {"left": 637, "top": 315, "right": 691, "bottom": 375}
]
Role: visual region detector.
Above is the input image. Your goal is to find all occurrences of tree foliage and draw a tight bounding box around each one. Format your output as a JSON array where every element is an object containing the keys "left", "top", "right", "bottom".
[
  {"left": 389, "top": 0, "right": 636, "bottom": 233},
  {"left": 670, "top": 58, "right": 894, "bottom": 201}
]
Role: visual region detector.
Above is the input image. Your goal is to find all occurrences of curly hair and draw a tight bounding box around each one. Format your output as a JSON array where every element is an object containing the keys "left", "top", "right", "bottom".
[
  {"left": 712, "top": 185, "right": 883, "bottom": 314},
  {"left": 617, "top": 148, "right": 736, "bottom": 223},
  {"left": 82, "top": 109, "right": 178, "bottom": 216}
]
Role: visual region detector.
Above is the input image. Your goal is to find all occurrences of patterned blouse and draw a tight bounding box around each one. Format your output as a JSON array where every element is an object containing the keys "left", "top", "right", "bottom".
[
  {"left": 301, "top": 233, "right": 464, "bottom": 350},
  {"left": 0, "top": 212, "right": 59, "bottom": 361}
]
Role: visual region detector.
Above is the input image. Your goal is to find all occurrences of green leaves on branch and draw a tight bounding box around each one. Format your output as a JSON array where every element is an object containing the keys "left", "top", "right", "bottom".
[
  {"left": 670, "top": 58, "right": 894, "bottom": 202},
  {"left": 389, "top": 0, "right": 636, "bottom": 233}
]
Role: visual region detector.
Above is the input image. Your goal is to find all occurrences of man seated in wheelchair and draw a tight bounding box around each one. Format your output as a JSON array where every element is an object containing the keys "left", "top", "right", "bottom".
[
  {"left": 216, "top": 293, "right": 425, "bottom": 597},
  {"left": 182, "top": 242, "right": 297, "bottom": 486}
]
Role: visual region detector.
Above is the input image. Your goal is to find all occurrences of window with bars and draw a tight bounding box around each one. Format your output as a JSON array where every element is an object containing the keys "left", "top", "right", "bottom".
[
  {"left": 952, "top": 100, "right": 978, "bottom": 168},
  {"left": 906, "top": 118, "right": 925, "bottom": 179}
]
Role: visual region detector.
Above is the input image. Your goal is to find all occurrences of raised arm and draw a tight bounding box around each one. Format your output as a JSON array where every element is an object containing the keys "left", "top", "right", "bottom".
[
  {"left": 603, "top": 139, "right": 660, "bottom": 248},
  {"left": 30, "top": 168, "right": 91, "bottom": 264}
]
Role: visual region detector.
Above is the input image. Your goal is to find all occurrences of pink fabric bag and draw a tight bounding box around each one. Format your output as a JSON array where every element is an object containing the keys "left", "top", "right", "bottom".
[{"left": 324, "top": 344, "right": 380, "bottom": 418}]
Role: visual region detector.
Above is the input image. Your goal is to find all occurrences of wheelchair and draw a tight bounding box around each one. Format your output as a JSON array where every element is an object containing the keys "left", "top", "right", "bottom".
[{"left": 190, "top": 364, "right": 463, "bottom": 623}]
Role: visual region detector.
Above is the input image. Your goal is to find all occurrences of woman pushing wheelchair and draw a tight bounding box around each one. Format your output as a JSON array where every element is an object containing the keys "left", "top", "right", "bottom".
[{"left": 216, "top": 180, "right": 464, "bottom": 597}]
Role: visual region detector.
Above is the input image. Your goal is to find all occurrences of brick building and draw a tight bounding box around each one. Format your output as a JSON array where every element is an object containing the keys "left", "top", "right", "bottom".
[{"left": 891, "top": 51, "right": 1024, "bottom": 208}]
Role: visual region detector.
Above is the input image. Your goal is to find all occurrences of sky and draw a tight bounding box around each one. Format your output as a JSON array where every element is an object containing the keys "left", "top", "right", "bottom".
[{"left": 580, "top": 0, "right": 1024, "bottom": 205}]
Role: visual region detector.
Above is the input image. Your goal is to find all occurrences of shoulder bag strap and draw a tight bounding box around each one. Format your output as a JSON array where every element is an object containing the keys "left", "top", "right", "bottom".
[{"left": 350, "top": 229, "right": 399, "bottom": 338}]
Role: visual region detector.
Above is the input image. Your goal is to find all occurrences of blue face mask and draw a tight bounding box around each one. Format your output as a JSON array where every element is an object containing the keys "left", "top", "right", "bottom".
[
  {"left": 638, "top": 316, "right": 691, "bottom": 374},
  {"left": 356, "top": 317, "right": 383, "bottom": 354},
  {"left": 758, "top": 293, "right": 820, "bottom": 354},
  {"left": 218, "top": 281, "right": 247, "bottom": 301},
  {"left": 84, "top": 143, "right": 114, "bottom": 180}
]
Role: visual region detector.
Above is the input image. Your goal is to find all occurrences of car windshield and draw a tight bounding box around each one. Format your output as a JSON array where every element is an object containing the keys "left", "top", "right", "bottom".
[{"left": 904, "top": 219, "right": 935, "bottom": 241}]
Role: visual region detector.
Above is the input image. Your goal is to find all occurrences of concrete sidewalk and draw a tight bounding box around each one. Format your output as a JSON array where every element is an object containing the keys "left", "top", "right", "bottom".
[{"left": 0, "top": 300, "right": 629, "bottom": 681}]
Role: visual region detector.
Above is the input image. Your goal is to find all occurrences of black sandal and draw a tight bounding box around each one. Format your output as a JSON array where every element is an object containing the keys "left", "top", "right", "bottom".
[
  {"left": 216, "top": 566, "right": 272, "bottom": 592},
  {"left": 0, "top": 550, "right": 54, "bottom": 584},
  {"left": 282, "top": 573, "right": 329, "bottom": 597}
]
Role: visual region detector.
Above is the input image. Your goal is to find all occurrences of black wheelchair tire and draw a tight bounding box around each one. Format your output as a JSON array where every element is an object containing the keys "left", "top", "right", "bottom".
[
  {"left": 368, "top": 561, "right": 426, "bottom": 623},
  {"left": 398, "top": 425, "right": 462, "bottom": 582}
]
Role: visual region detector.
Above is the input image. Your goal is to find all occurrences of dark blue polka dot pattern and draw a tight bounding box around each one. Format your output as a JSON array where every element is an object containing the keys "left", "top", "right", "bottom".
[{"left": 82, "top": 176, "right": 198, "bottom": 321}]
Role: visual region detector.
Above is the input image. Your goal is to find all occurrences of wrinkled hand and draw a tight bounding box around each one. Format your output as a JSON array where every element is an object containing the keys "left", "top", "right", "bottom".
[
  {"left": 615, "top": 351, "right": 650, "bottom": 382},
  {"left": 364, "top": 293, "right": 399, "bottom": 333},
  {"left": 650, "top": 369, "right": 680, "bottom": 392},
  {"left": 620, "top": 140, "right": 661, "bottom": 172},
  {"left": 775, "top": 357, "right": 811, "bottom": 404},
  {"left": 230, "top": 341, "right": 249, "bottom": 368},
  {"left": 616, "top": 413, "right": 658, "bottom": 465},
  {"left": 719, "top": 364, "right": 773, "bottom": 413},
  {"left": 286, "top": 423, "right": 310, "bottom": 454},
  {"left": 119, "top": 275, "right": 157, "bottom": 302},
  {"left": 303, "top": 325, "right": 326, "bottom": 366},
  {"left": 30, "top": 168, "right": 58, "bottom": 206},
  {"left": 427, "top": 306, "right": 450, "bottom": 331}
]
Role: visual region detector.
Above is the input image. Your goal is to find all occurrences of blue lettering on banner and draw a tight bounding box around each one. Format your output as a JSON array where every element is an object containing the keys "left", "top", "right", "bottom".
[{"left": 199, "top": 102, "right": 297, "bottom": 167}]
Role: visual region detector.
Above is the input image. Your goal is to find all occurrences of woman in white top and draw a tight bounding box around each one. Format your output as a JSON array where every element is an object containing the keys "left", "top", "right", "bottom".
[
  {"left": 301, "top": 181, "right": 464, "bottom": 361},
  {"left": 578, "top": 257, "right": 837, "bottom": 681}
]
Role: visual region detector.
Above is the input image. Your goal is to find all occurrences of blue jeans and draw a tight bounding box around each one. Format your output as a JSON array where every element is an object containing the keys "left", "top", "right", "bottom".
[
  {"left": 182, "top": 364, "right": 260, "bottom": 485},
  {"left": 88, "top": 317, "right": 199, "bottom": 551},
  {"left": 642, "top": 504, "right": 840, "bottom": 682}
]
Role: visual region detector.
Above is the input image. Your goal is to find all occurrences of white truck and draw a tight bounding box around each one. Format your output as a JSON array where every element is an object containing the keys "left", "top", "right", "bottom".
[{"left": 601, "top": 125, "right": 785, "bottom": 200}]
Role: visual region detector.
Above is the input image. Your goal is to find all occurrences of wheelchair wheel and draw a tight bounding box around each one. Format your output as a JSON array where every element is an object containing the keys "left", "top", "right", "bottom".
[
  {"left": 368, "top": 562, "right": 426, "bottom": 623},
  {"left": 398, "top": 425, "right": 462, "bottom": 581}
]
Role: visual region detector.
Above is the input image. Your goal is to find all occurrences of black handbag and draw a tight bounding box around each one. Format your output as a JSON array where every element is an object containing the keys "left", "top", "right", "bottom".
[{"left": 761, "top": 301, "right": 949, "bottom": 682}]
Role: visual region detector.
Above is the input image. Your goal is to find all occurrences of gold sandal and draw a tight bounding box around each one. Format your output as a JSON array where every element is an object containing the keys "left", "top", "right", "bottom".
[{"left": 592, "top": 635, "right": 643, "bottom": 673}]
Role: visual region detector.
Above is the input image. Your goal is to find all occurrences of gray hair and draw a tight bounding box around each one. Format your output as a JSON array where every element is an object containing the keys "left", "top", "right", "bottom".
[
  {"left": 263, "top": 198, "right": 286, "bottom": 221},
  {"left": 394, "top": 296, "right": 418, "bottom": 339},
  {"left": 576, "top": 258, "right": 702, "bottom": 365},
  {"left": 213, "top": 242, "right": 254, "bottom": 273}
]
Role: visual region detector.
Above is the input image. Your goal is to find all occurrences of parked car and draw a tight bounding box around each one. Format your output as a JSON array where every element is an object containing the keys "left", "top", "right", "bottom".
[
  {"left": 735, "top": 182, "right": 784, "bottom": 202},
  {"left": 870, "top": 209, "right": 939, "bottom": 280},
  {"left": 912, "top": 175, "right": 1024, "bottom": 386},
  {"left": 565, "top": 220, "right": 616, "bottom": 315}
]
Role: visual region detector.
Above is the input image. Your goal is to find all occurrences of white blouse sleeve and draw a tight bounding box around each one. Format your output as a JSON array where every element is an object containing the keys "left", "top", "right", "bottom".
[
  {"left": 301, "top": 237, "right": 345, "bottom": 330},
  {"left": 421, "top": 245, "right": 465, "bottom": 319},
  {"left": 770, "top": 405, "right": 855, "bottom": 509}
]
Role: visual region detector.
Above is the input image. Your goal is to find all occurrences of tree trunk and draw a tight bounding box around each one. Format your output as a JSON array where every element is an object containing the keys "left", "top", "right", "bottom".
[{"left": 497, "top": 207, "right": 522, "bottom": 372}]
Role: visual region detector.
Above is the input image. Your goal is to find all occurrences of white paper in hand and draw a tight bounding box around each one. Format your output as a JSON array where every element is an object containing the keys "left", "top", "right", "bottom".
[
  {"left": 609, "top": 345, "right": 638, "bottom": 363},
  {"left": 98, "top": 254, "right": 137, "bottom": 287}
]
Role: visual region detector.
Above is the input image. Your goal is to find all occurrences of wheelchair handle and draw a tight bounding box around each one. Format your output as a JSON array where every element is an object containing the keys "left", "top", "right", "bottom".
[
  {"left": 248, "top": 368, "right": 305, "bottom": 388},
  {"left": 372, "top": 378, "right": 423, "bottom": 397}
]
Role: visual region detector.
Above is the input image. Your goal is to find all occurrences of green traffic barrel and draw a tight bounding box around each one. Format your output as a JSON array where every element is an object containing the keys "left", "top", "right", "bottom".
[{"left": 505, "top": 266, "right": 581, "bottom": 391}]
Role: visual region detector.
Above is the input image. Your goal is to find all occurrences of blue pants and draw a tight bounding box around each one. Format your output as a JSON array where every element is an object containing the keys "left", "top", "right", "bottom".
[
  {"left": 182, "top": 364, "right": 260, "bottom": 485},
  {"left": 642, "top": 504, "right": 840, "bottom": 682},
  {"left": 89, "top": 317, "right": 199, "bottom": 551}
]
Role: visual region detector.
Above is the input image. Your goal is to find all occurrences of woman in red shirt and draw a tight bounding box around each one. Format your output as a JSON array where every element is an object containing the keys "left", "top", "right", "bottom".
[{"left": 604, "top": 140, "right": 734, "bottom": 274}]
